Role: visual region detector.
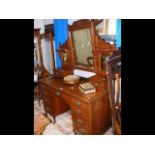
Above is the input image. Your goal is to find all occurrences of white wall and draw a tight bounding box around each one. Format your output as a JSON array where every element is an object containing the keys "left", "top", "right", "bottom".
[
  {"left": 108, "top": 19, "right": 116, "bottom": 35},
  {"left": 34, "top": 19, "right": 116, "bottom": 35},
  {"left": 34, "top": 19, "right": 53, "bottom": 34},
  {"left": 68, "top": 19, "right": 78, "bottom": 25},
  {"left": 68, "top": 19, "right": 116, "bottom": 35}
]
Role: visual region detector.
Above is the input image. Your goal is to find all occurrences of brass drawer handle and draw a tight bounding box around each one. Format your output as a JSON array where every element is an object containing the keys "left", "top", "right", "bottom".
[
  {"left": 55, "top": 91, "right": 61, "bottom": 96},
  {"left": 76, "top": 110, "right": 81, "bottom": 114},
  {"left": 76, "top": 119, "right": 82, "bottom": 124},
  {"left": 75, "top": 101, "right": 80, "bottom": 106}
]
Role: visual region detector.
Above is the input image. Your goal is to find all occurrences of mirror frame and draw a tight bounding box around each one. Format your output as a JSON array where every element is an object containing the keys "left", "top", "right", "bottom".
[
  {"left": 34, "top": 29, "right": 43, "bottom": 68},
  {"left": 34, "top": 29, "right": 55, "bottom": 78},
  {"left": 69, "top": 20, "right": 96, "bottom": 72},
  {"left": 58, "top": 19, "right": 116, "bottom": 78}
]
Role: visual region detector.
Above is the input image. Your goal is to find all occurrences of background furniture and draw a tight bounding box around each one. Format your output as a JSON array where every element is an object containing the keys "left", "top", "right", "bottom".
[
  {"left": 106, "top": 48, "right": 121, "bottom": 135},
  {"left": 34, "top": 29, "right": 55, "bottom": 105},
  {"left": 34, "top": 29, "right": 55, "bottom": 79}
]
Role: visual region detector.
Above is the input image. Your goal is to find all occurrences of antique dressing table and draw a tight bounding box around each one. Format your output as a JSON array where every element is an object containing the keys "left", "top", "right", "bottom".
[{"left": 39, "top": 20, "right": 116, "bottom": 134}]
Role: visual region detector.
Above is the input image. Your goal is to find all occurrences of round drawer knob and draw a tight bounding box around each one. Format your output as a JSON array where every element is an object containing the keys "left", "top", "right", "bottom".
[
  {"left": 55, "top": 91, "right": 61, "bottom": 96},
  {"left": 76, "top": 110, "right": 81, "bottom": 114},
  {"left": 75, "top": 101, "right": 80, "bottom": 106},
  {"left": 76, "top": 119, "right": 82, "bottom": 124}
]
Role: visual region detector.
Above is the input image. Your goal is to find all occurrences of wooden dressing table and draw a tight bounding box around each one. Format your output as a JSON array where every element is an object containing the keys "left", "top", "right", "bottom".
[
  {"left": 39, "top": 20, "right": 116, "bottom": 134},
  {"left": 39, "top": 76, "right": 111, "bottom": 134}
]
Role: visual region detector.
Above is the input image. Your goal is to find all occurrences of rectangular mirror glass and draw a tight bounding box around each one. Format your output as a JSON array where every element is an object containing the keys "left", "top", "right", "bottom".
[
  {"left": 41, "top": 35, "right": 54, "bottom": 74},
  {"left": 71, "top": 28, "right": 94, "bottom": 69}
]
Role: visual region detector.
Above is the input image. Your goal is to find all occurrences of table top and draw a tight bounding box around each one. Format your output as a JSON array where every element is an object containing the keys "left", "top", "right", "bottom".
[{"left": 39, "top": 76, "right": 108, "bottom": 103}]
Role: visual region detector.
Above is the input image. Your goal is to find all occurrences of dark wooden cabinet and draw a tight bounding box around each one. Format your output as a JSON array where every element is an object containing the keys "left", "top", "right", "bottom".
[
  {"left": 39, "top": 77, "right": 111, "bottom": 134},
  {"left": 39, "top": 81, "right": 70, "bottom": 123}
]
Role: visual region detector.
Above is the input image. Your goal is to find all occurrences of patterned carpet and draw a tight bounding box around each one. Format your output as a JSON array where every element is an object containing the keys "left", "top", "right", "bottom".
[{"left": 34, "top": 100, "right": 113, "bottom": 135}]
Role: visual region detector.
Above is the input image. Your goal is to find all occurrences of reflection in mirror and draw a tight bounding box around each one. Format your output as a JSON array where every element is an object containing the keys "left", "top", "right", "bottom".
[
  {"left": 87, "top": 56, "right": 93, "bottom": 67},
  {"left": 63, "top": 52, "right": 68, "bottom": 63},
  {"left": 71, "top": 28, "right": 94, "bottom": 69},
  {"left": 41, "top": 36, "right": 53, "bottom": 74}
]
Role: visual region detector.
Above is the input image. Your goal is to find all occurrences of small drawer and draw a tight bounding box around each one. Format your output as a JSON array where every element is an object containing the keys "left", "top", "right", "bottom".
[
  {"left": 72, "top": 101, "right": 88, "bottom": 110},
  {"left": 71, "top": 109, "right": 89, "bottom": 121},
  {"left": 62, "top": 93, "right": 89, "bottom": 110},
  {"left": 71, "top": 102, "right": 90, "bottom": 116},
  {"left": 73, "top": 118, "right": 89, "bottom": 127},
  {"left": 47, "top": 87, "right": 61, "bottom": 97},
  {"left": 75, "top": 125, "right": 89, "bottom": 135}
]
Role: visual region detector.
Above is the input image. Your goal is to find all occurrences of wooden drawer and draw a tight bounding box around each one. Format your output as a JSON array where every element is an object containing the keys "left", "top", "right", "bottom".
[
  {"left": 72, "top": 113, "right": 90, "bottom": 134},
  {"left": 71, "top": 109, "right": 89, "bottom": 121},
  {"left": 49, "top": 87, "right": 62, "bottom": 97},
  {"left": 71, "top": 101, "right": 90, "bottom": 121},
  {"left": 76, "top": 124, "right": 89, "bottom": 135},
  {"left": 74, "top": 119, "right": 89, "bottom": 134},
  {"left": 70, "top": 100, "right": 89, "bottom": 111},
  {"left": 62, "top": 93, "right": 90, "bottom": 111},
  {"left": 40, "top": 83, "right": 62, "bottom": 98},
  {"left": 73, "top": 117, "right": 89, "bottom": 127}
]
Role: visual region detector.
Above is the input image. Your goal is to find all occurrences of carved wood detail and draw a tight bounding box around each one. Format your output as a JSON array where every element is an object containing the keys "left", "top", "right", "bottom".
[{"left": 58, "top": 19, "right": 117, "bottom": 78}]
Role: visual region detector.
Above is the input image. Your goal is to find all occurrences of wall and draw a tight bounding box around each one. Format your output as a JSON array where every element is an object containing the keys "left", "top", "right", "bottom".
[
  {"left": 108, "top": 19, "right": 116, "bottom": 35},
  {"left": 34, "top": 19, "right": 53, "bottom": 34}
]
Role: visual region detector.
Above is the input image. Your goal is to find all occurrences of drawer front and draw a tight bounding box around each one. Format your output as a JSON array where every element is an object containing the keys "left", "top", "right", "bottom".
[
  {"left": 76, "top": 124, "right": 89, "bottom": 135},
  {"left": 72, "top": 114, "right": 90, "bottom": 134},
  {"left": 62, "top": 93, "right": 91, "bottom": 134},
  {"left": 70, "top": 99, "right": 89, "bottom": 111},
  {"left": 50, "top": 88, "right": 61, "bottom": 97},
  {"left": 70, "top": 98, "right": 90, "bottom": 121},
  {"left": 40, "top": 83, "right": 62, "bottom": 98},
  {"left": 62, "top": 93, "right": 90, "bottom": 111},
  {"left": 71, "top": 109, "right": 89, "bottom": 121}
]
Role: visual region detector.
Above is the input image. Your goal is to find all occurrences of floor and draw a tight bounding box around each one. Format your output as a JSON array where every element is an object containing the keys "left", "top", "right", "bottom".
[{"left": 34, "top": 100, "right": 113, "bottom": 135}]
